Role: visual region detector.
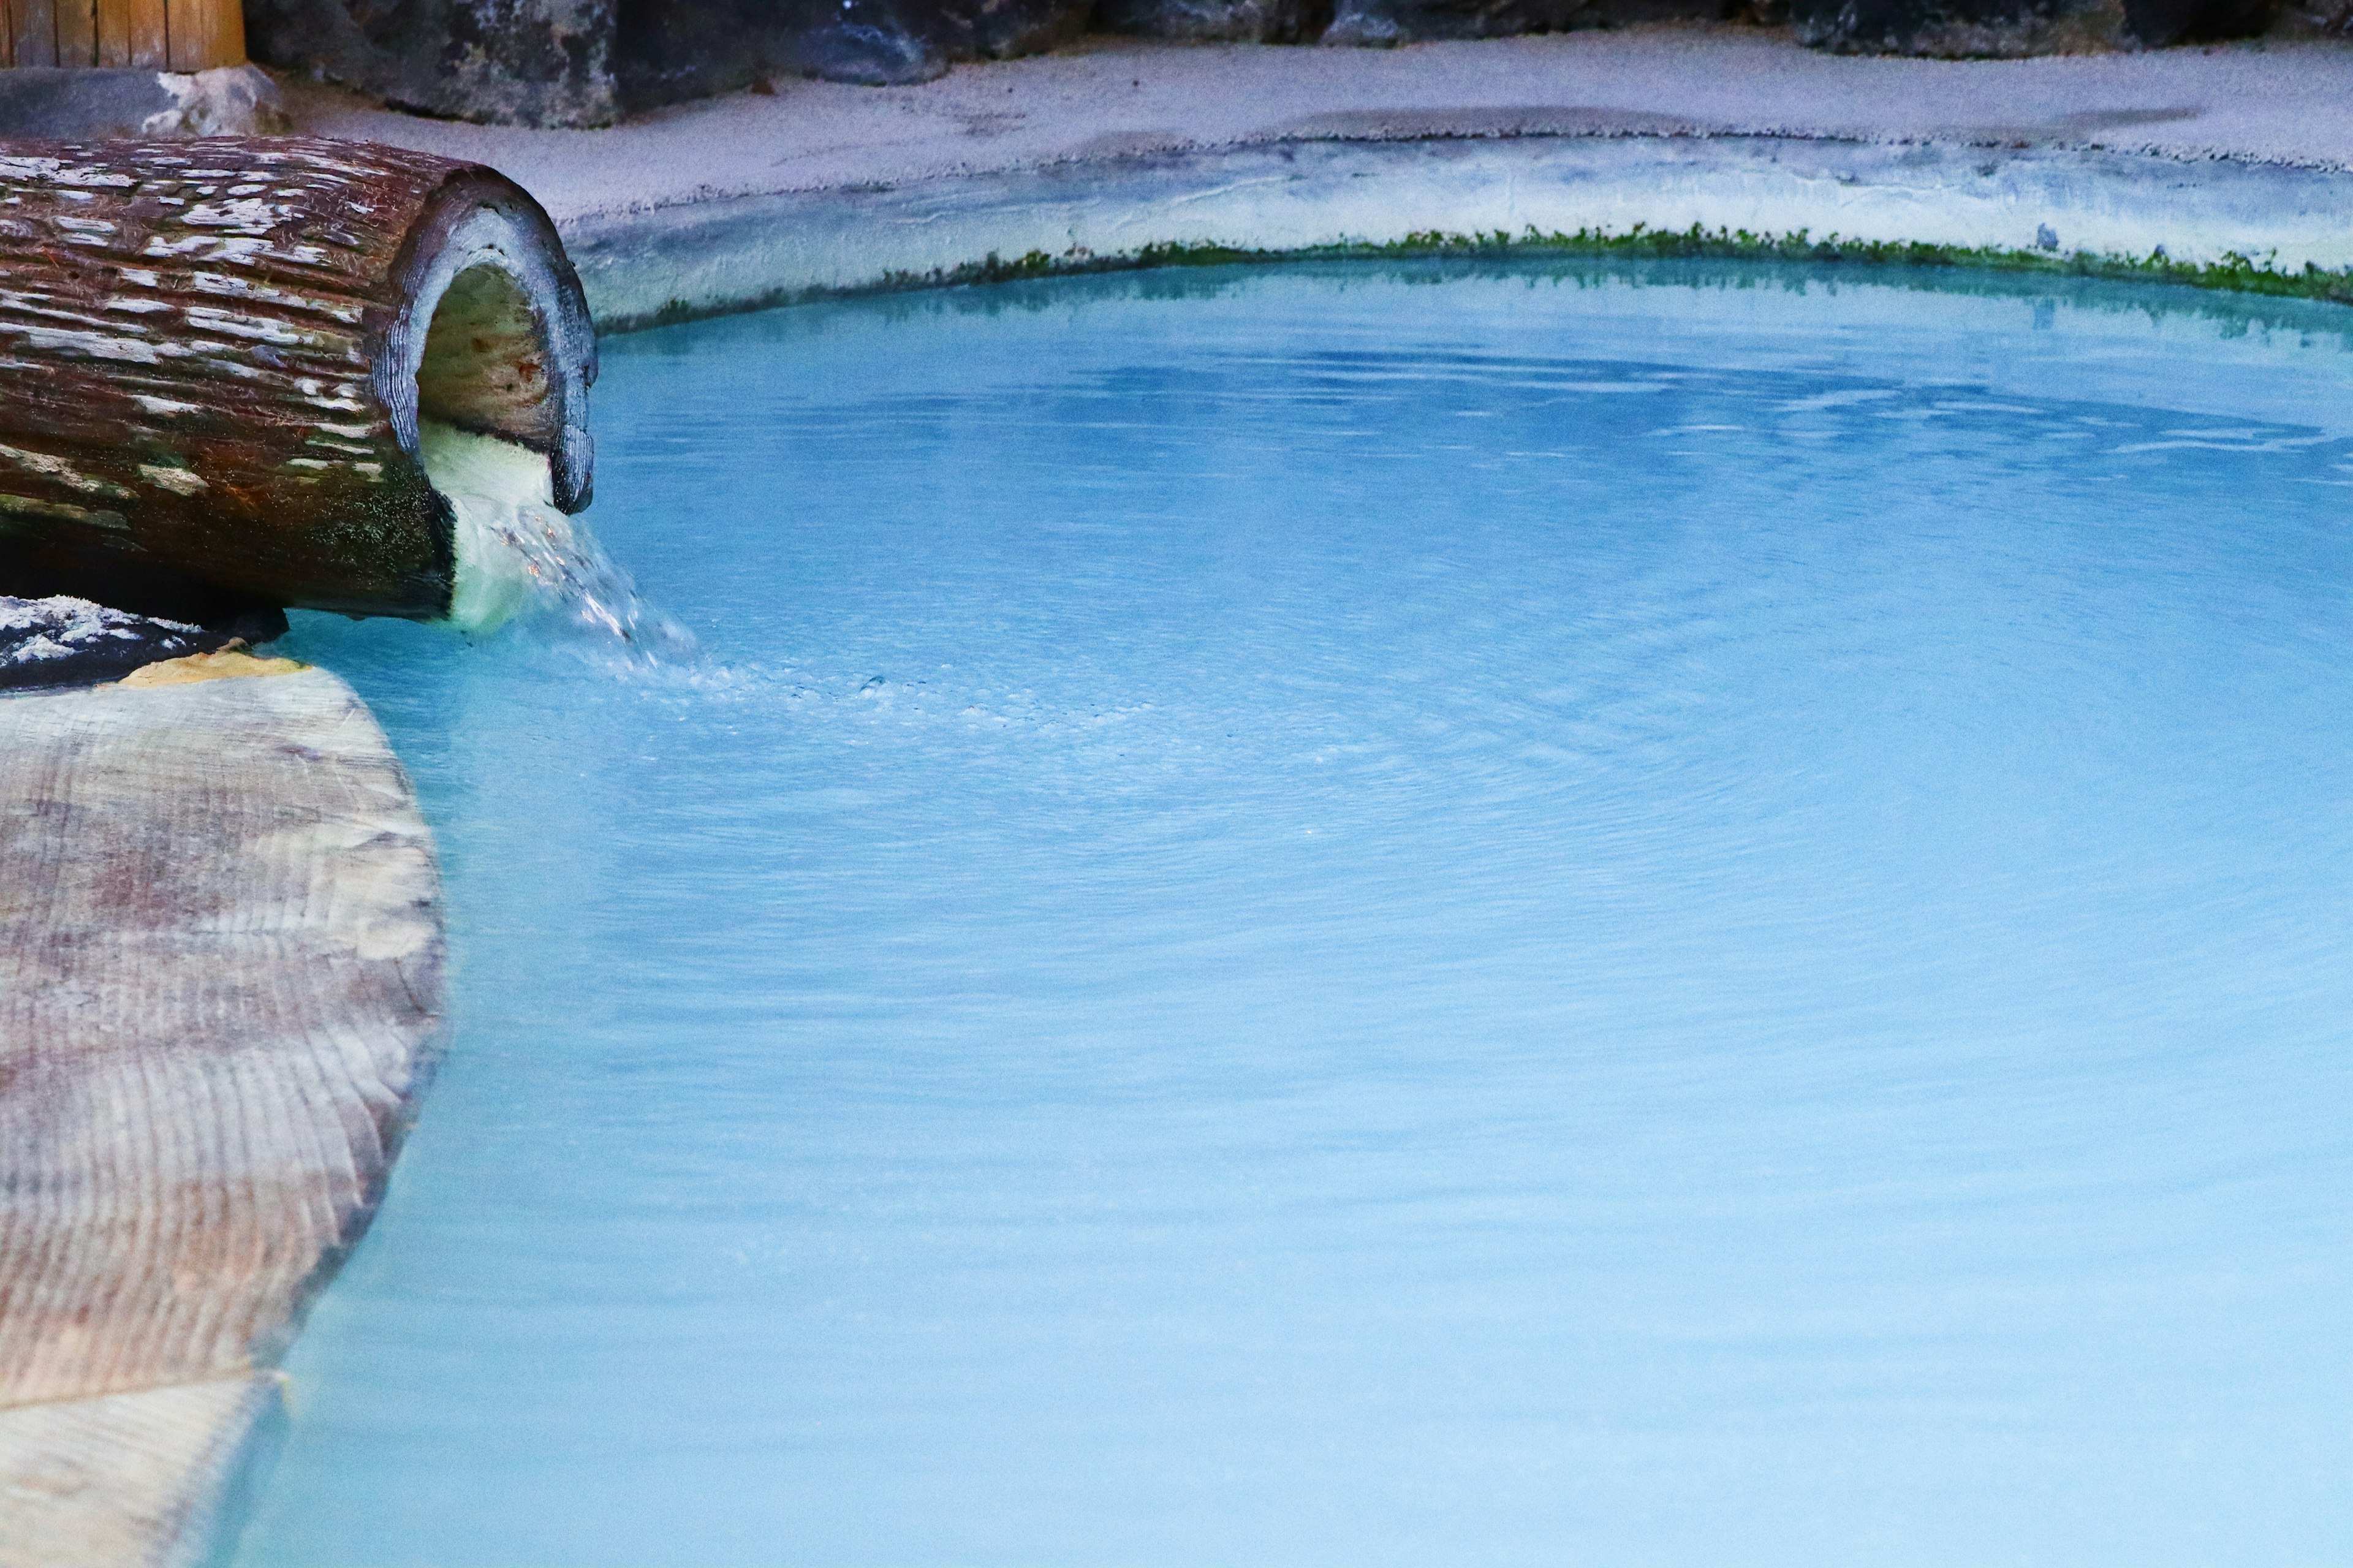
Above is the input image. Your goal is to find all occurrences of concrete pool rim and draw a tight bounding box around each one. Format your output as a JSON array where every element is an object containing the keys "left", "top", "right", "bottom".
[{"left": 546, "top": 127, "right": 2353, "bottom": 335}]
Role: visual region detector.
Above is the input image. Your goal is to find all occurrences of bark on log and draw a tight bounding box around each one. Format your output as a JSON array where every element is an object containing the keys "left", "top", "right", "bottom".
[{"left": 0, "top": 136, "right": 594, "bottom": 622}]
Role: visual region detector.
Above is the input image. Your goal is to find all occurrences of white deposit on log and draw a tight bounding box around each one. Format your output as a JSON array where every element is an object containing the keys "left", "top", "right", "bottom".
[
  {"left": 423, "top": 419, "right": 689, "bottom": 653},
  {"left": 424, "top": 417, "right": 576, "bottom": 634}
]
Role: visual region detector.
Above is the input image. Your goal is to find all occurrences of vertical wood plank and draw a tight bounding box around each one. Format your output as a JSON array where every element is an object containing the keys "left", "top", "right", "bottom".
[
  {"left": 10, "top": 0, "right": 58, "bottom": 67},
  {"left": 96, "top": 0, "right": 126, "bottom": 63},
  {"left": 163, "top": 0, "right": 240, "bottom": 68},
  {"left": 115, "top": 0, "right": 164, "bottom": 67},
  {"left": 54, "top": 0, "right": 95, "bottom": 64}
]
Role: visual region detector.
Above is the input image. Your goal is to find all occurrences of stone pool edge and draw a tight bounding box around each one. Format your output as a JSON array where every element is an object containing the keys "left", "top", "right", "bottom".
[{"left": 564, "top": 132, "right": 2353, "bottom": 332}]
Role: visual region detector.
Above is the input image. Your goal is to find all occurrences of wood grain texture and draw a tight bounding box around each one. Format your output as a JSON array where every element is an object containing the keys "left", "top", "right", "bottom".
[
  {"left": 0, "top": 670, "right": 444, "bottom": 1430},
  {"left": 99, "top": 0, "right": 168, "bottom": 64},
  {"left": 0, "top": 1375, "right": 275, "bottom": 1568},
  {"left": 164, "top": 0, "right": 241, "bottom": 70},
  {"left": 53, "top": 0, "right": 94, "bottom": 66},
  {"left": 0, "top": 138, "right": 592, "bottom": 619},
  {"left": 9, "top": 0, "right": 57, "bottom": 66}
]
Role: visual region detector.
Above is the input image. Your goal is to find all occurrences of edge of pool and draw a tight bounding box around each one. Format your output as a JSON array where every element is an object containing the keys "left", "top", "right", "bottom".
[
  {"left": 563, "top": 132, "right": 2353, "bottom": 333},
  {"left": 277, "top": 33, "right": 2353, "bottom": 329}
]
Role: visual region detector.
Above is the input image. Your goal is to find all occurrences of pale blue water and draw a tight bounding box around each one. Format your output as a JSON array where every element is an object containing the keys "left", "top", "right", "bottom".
[{"left": 229, "top": 262, "right": 2353, "bottom": 1568}]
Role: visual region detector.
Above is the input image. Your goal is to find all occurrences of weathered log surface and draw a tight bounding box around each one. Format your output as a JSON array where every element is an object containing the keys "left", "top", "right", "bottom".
[
  {"left": 0, "top": 137, "right": 593, "bottom": 622},
  {"left": 0, "top": 665, "right": 444, "bottom": 1565},
  {"left": 0, "top": 590, "right": 251, "bottom": 688}
]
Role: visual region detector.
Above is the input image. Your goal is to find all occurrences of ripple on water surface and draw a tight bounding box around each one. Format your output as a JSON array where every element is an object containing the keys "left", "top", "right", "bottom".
[{"left": 232, "top": 262, "right": 2353, "bottom": 1568}]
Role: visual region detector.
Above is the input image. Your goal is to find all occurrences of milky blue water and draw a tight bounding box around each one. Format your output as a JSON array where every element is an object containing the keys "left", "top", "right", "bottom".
[{"left": 227, "top": 262, "right": 2353, "bottom": 1568}]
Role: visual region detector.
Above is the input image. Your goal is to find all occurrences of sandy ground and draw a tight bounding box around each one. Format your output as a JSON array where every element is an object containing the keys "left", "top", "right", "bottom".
[{"left": 282, "top": 28, "right": 2353, "bottom": 224}]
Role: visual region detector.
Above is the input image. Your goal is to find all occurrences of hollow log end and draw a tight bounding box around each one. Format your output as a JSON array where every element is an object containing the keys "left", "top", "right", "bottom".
[
  {"left": 379, "top": 167, "right": 597, "bottom": 518},
  {"left": 0, "top": 141, "right": 595, "bottom": 631}
]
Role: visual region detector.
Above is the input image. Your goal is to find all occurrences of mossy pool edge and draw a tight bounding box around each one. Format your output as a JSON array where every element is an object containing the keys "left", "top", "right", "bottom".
[{"left": 564, "top": 134, "right": 2353, "bottom": 332}]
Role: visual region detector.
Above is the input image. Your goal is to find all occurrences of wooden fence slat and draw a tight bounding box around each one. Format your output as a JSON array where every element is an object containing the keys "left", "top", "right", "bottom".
[
  {"left": 53, "top": 0, "right": 94, "bottom": 65},
  {"left": 102, "top": 0, "right": 165, "bottom": 67},
  {"left": 9, "top": 0, "right": 57, "bottom": 67},
  {"left": 163, "top": 0, "right": 241, "bottom": 69},
  {"left": 1, "top": 0, "right": 243, "bottom": 67},
  {"left": 95, "top": 0, "right": 125, "bottom": 64}
]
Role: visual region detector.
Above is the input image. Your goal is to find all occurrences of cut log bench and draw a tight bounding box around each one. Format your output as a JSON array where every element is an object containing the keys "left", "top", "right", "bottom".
[
  {"left": 0, "top": 662, "right": 440, "bottom": 1568},
  {"left": 0, "top": 138, "right": 600, "bottom": 1563}
]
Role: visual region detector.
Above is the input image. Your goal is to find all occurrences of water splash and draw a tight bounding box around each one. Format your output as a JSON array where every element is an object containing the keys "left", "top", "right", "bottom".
[{"left": 422, "top": 420, "right": 697, "bottom": 668}]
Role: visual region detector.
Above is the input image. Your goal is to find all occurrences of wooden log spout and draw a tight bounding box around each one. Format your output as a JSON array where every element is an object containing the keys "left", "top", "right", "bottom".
[{"left": 0, "top": 137, "right": 594, "bottom": 623}]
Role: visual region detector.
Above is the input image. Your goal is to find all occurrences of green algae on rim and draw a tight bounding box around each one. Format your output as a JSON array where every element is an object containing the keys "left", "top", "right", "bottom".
[{"left": 633, "top": 224, "right": 2353, "bottom": 333}]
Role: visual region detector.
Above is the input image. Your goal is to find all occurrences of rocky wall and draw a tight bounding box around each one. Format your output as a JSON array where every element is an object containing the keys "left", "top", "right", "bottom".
[
  {"left": 243, "top": 0, "right": 2293, "bottom": 127},
  {"left": 614, "top": 0, "right": 1091, "bottom": 97},
  {"left": 244, "top": 0, "right": 619, "bottom": 124},
  {"left": 1788, "top": 0, "right": 2276, "bottom": 53}
]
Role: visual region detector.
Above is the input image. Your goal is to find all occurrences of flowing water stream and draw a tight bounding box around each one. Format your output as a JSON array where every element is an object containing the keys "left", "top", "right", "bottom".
[
  {"left": 226, "top": 260, "right": 2353, "bottom": 1568},
  {"left": 422, "top": 419, "right": 694, "bottom": 659}
]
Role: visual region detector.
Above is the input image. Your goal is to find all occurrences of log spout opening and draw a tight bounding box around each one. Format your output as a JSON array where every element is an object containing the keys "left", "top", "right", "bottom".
[
  {"left": 0, "top": 140, "right": 596, "bottom": 632},
  {"left": 388, "top": 187, "right": 601, "bottom": 632},
  {"left": 388, "top": 187, "right": 597, "bottom": 520}
]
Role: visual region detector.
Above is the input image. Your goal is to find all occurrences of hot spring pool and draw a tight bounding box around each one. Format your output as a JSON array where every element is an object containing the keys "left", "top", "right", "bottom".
[{"left": 229, "top": 260, "right": 2352, "bottom": 1567}]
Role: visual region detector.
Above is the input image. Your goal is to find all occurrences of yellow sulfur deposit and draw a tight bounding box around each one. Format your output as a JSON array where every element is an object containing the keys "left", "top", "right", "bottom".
[{"left": 117, "top": 650, "right": 309, "bottom": 688}]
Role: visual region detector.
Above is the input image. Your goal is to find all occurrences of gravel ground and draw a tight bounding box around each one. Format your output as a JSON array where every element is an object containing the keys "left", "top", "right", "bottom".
[{"left": 281, "top": 27, "right": 2353, "bottom": 224}]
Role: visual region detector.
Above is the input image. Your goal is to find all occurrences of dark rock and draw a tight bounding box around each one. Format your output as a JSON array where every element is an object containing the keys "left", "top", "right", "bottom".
[
  {"left": 613, "top": 0, "right": 814, "bottom": 105},
  {"left": 0, "top": 68, "right": 180, "bottom": 136},
  {"left": 787, "top": 18, "right": 953, "bottom": 83},
  {"left": 1790, "top": 0, "right": 2118, "bottom": 52},
  {"left": 1578, "top": 0, "right": 1743, "bottom": 19},
  {"left": 245, "top": 0, "right": 619, "bottom": 127},
  {"left": 953, "top": 0, "right": 1096, "bottom": 55},
  {"left": 2272, "top": 0, "right": 2353, "bottom": 32},
  {"left": 1322, "top": 0, "right": 1589, "bottom": 44},
  {"left": 615, "top": 0, "right": 1082, "bottom": 104},
  {"left": 0, "top": 64, "right": 286, "bottom": 138},
  {"left": 0, "top": 597, "right": 276, "bottom": 692},
  {"left": 256, "top": 0, "right": 1090, "bottom": 118},
  {"left": 1094, "top": 0, "right": 1333, "bottom": 44},
  {"left": 2122, "top": 0, "right": 2278, "bottom": 37},
  {"left": 1790, "top": 0, "right": 2275, "bottom": 50}
]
